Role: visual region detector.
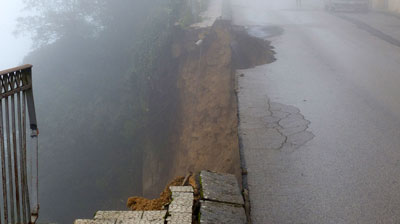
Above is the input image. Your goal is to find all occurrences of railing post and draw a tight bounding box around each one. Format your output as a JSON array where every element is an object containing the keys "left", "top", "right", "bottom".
[
  {"left": 23, "top": 67, "right": 39, "bottom": 223},
  {"left": 24, "top": 68, "right": 37, "bottom": 131},
  {"left": 0, "top": 93, "right": 8, "bottom": 223},
  {"left": 4, "top": 75, "right": 16, "bottom": 224},
  {"left": 0, "top": 65, "right": 38, "bottom": 224}
]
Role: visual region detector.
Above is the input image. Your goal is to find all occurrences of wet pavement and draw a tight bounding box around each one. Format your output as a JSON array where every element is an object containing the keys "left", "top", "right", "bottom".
[{"left": 233, "top": 0, "right": 400, "bottom": 223}]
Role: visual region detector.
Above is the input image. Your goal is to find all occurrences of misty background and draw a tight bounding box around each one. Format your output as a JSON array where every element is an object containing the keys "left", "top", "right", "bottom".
[
  {"left": 1, "top": 0, "right": 196, "bottom": 223},
  {"left": 0, "top": 0, "right": 31, "bottom": 69}
]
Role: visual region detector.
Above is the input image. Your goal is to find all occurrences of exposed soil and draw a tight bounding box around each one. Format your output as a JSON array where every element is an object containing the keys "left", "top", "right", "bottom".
[
  {"left": 231, "top": 26, "right": 276, "bottom": 69},
  {"left": 140, "top": 19, "right": 275, "bottom": 199},
  {"left": 169, "top": 20, "right": 276, "bottom": 182},
  {"left": 127, "top": 174, "right": 200, "bottom": 211},
  {"left": 169, "top": 20, "right": 242, "bottom": 183},
  {"left": 127, "top": 176, "right": 184, "bottom": 211}
]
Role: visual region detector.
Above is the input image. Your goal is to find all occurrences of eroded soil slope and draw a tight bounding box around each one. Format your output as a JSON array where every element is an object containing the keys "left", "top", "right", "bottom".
[
  {"left": 170, "top": 21, "right": 276, "bottom": 182},
  {"left": 171, "top": 20, "right": 242, "bottom": 180},
  {"left": 141, "top": 20, "right": 275, "bottom": 197}
]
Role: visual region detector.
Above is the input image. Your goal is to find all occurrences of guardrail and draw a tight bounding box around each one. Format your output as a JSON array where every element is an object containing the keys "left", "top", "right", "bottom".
[{"left": 0, "top": 65, "right": 38, "bottom": 224}]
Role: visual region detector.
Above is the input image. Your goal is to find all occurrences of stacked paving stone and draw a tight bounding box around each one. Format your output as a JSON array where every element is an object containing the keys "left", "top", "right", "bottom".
[
  {"left": 74, "top": 210, "right": 166, "bottom": 224},
  {"left": 74, "top": 187, "right": 194, "bottom": 224},
  {"left": 74, "top": 171, "right": 247, "bottom": 224},
  {"left": 199, "top": 171, "right": 246, "bottom": 224},
  {"left": 167, "top": 186, "right": 194, "bottom": 224}
]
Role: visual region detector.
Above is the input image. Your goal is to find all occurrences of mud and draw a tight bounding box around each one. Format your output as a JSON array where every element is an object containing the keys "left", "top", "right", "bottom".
[{"left": 231, "top": 26, "right": 276, "bottom": 69}]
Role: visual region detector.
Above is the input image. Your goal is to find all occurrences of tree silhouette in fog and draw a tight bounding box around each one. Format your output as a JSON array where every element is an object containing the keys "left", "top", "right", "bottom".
[{"left": 14, "top": 0, "right": 189, "bottom": 223}]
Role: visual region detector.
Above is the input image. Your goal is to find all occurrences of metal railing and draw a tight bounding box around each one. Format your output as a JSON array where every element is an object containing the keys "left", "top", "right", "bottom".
[{"left": 0, "top": 65, "right": 38, "bottom": 224}]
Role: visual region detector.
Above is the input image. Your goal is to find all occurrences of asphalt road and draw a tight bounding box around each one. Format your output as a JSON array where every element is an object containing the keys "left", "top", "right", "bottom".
[{"left": 233, "top": 0, "right": 400, "bottom": 223}]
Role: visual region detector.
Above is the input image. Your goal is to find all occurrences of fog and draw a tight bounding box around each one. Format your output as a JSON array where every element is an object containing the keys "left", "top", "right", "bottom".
[
  {"left": 0, "top": 0, "right": 31, "bottom": 70},
  {"left": 229, "top": 0, "right": 400, "bottom": 223},
  {"left": 3, "top": 0, "right": 398, "bottom": 223},
  {"left": 2, "top": 0, "right": 183, "bottom": 223}
]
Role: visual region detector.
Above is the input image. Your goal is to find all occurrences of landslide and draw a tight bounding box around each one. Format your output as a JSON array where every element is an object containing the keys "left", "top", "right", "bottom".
[
  {"left": 170, "top": 20, "right": 276, "bottom": 182},
  {"left": 141, "top": 19, "right": 275, "bottom": 197},
  {"left": 169, "top": 20, "right": 241, "bottom": 182}
]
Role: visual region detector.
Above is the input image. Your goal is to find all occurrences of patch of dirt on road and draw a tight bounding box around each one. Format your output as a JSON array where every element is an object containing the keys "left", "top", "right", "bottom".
[{"left": 231, "top": 26, "right": 276, "bottom": 69}]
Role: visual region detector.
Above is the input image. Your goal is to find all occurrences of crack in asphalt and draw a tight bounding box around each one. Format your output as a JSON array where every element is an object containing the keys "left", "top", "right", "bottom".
[
  {"left": 239, "top": 96, "right": 314, "bottom": 153},
  {"left": 263, "top": 98, "right": 314, "bottom": 152}
]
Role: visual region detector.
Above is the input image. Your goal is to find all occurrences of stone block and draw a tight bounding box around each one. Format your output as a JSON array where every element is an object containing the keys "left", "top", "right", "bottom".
[
  {"left": 200, "top": 171, "right": 244, "bottom": 205},
  {"left": 167, "top": 212, "right": 192, "bottom": 224},
  {"left": 169, "top": 203, "right": 193, "bottom": 213},
  {"left": 199, "top": 200, "right": 246, "bottom": 224},
  {"left": 142, "top": 210, "right": 167, "bottom": 222},
  {"left": 74, "top": 219, "right": 116, "bottom": 224},
  {"left": 169, "top": 186, "right": 194, "bottom": 193},
  {"left": 171, "top": 192, "right": 194, "bottom": 200}
]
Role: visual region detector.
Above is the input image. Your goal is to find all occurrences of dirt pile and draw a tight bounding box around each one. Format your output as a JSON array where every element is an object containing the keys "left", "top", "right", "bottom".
[
  {"left": 127, "top": 176, "right": 184, "bottom": 211},
  {"left": 127, "top": 174, "right": 199, "bottom": 211}
]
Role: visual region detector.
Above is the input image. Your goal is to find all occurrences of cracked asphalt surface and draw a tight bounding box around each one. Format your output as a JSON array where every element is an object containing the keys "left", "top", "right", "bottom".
[
  {"left": 240, "top": 97, "right": 314, "bottom": 152},
  {"left": 234, "top": 0, "right": 400, "bottom": 223}
]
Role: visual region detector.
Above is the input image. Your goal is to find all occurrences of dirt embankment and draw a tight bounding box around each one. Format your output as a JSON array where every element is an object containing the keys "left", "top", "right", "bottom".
[
  {"left": 169, "top": 21, "right": 276, "bottom": 182},
  {"left": 170, "top": 20, "right": 242, "bottom": 181},
  {"left": 141, "top": 20, "right": 275, "bottom": 198}
]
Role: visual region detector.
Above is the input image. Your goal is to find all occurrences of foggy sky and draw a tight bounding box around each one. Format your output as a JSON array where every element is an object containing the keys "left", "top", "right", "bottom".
[{"left": 0, "top": 0, "right": 32, "bottom": 70}]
